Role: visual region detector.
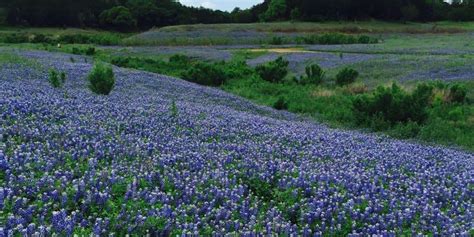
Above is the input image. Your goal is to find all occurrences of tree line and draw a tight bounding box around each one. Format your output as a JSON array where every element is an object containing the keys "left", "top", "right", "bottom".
[
  {"left": 249, "top": 0, "right": 474, "bottom": 22},
  {"left": 0, "top": 0, "right": 473, "bottom": 31}
]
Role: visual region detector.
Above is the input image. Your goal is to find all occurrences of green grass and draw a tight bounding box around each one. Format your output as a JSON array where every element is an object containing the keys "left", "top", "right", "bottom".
[{"left": 157, "top": 21, "right": 474, "bottom": 34}]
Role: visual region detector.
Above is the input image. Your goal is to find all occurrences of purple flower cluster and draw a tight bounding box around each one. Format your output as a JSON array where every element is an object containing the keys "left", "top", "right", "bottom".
[{"left": 0, "top": 50, "right": 473, "bottom": 235}]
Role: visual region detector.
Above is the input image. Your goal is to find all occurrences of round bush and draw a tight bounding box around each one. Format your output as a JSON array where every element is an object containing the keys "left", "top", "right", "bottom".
[
  {"left": 336, "top": 68, "right": 359, "bottom": 86},
  {"left": 255, "top": 57, "right": 289, "bottom": 83},
  {"left": 301, "top": 64, "right": 324, "bottom": 85},
  {"left": 449, "top": 84, "right": 467, "bottom": 104},
  {"left": 88, "top": 63, "right": 115, "bottom": 95}
]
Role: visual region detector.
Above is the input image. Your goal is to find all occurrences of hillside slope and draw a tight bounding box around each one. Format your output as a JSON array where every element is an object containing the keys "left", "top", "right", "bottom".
[{"left": 1, "top": 50, "right": 472, "bottom": 235}]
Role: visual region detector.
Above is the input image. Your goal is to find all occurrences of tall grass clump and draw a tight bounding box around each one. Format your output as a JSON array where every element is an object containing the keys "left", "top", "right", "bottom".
[
  {"left": 255, "top": 57, "right": 289, "bottom": 83},
  {"left": 88, "top": 63, "right": 115, "bottom": 95}
]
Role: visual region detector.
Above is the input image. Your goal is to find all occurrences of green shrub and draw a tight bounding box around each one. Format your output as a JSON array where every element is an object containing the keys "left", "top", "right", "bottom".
[
  {"left": 110, "top": 57, "right": 131, "bottom": 67},
  {"left": 353, "top": 83, "right": 433, "bottom": 129},
  {"left": 448, "top": 84, "right": 467, "bottom": 104},
  {"left": 3, "top": 33, "right": 29, "bottom": 43},
  {"left": 169, "top": 54, "right": 191, "bottom": 65},
  {"left": 300, "top": 64, "right": 324, "bottom": 85},
  {"left": 71, "top": 47, "right": 96, "bottom": 56},
  {"left": 48, "top": 70, "right": 62, "bottom": 88},
  {"left": 447, "top": 107, "right": 464, "bottom": 122},
  {"left": 58, "top": 34, "right": 91, "bottom": 44},
  {"left": 273, "top": 97, "right": 288, "bottom": 110},
  {"left": 181, "top": 62, "right": 227, "bottom": 87},
  {"left": 358, "top": 35, "right": 377, "bottom": 44},
  {"left": 336, "top": 68, "right": 358, "bottom": 86},
  {"left": 31, "top": 34, "right": 52, "bottom": 44},
  {"left": 88, "top": 63, "right": 115, "bottom": 95},
  {"left": 57, "top": 34, "right": 121, "bottom": 45},
  {"left": 270, "top": 36, "right": 284, "bottom": 45},
  {"left": 85, "top": 47, "right": 96, "bottom": 56},
  {"left": 255, "top": 57, "right": 289, "bottom": 83},
  {"left": 99, "top": 6, "right": 137, "bottom": 32},
  {"left": 296, "top": 33, "right": 378, "bottom": 45}
]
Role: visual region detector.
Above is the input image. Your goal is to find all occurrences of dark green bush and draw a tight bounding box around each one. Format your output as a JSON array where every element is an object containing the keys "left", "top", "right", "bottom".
[
  {"left": 273, "top": 97, "right": 288, "bottom": 110},
  {"left": 270, "top": 36, "right": 284, "bottom": 45},
  {"left": 57, "top": 34, "right": 121, "bottom": 45},
  {"left": 300, "top": 64, "right": 324, "bottom": 85},
  {"left": 358, "top": 35, "right": 377, "bottom": 44},
  {"left": 31, "top": 34, "right": 52, "bottom": 44},
  {"left": 353, "top": 83, "right": 433, "bottom": 129},
  {"left": 58, "top": 34, "right": 91, "bottom": 44},
  {"left": 99, "top": 6, "right": 137, "bottom": 32},
  {"left": 3, "top": 33, "right": 29, "bottom": 43},
  {"left": 88, "top": 63, "right": 115, "bottom": 95},
  {"left": 255, "top": 57, "right": 289, "bottom": 83},
  {"left": 71, "top": 47, "right": 96, "bottom": 56},
  {"left": 169, "top": 54, "right": 191, "bottom": 65},
  {"left": 48, "top": 70, "right": 62, "bottom": 88},
  {"left": 336, "top": 68, "right": 359, "bottom": 86},
  {"left": 48, "top": 70, "right": 67, "bottom": 88},
  {"left": 110, "top": 57, "right": 131, "bottom": 67},
  {"left": 296, "top": 33, "right": 378, "bottom": 45},
  {"left": 448, "top": 84, "right": 467, "bottom": 104},
  {"left": 181, "top": 62, "right": 227, "bottom": 87}
]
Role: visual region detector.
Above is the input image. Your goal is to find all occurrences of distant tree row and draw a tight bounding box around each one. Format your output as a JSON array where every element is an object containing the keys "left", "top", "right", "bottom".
[
  {"left": 1, "top": 0, "right": 232, "bottom": 31},
  {"left": 252, "top": 0, "right": 474, "bottom": 22},
  {"left": 1, "top": 0, "right": 473, "bottom": 31}
]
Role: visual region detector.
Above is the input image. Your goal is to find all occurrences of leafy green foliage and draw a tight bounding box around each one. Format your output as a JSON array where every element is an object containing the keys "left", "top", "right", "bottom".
[
  {"left": 104, "top": 53, "right": 473, "bottom": 151},
  {"left": 2, "top": 33, "right": 29, "bottom": 43},
  {"left": 353, "top": 83, "right": 433, "bottom": 129},
  {"left": 336, "top": 68, "right": 359, "bottom": 86},
  {"left": 270, "top": 36, "right": 284, "bottom": 45},
  {"left": 99, "top": 6, "right": 137, "bottom": 32},
  {"left": 449, "top": 84, "right": 467, "bottom": 104},
  {"left": 88, "top": 63, "right": 115, "bottom": 95},
  {"left": 48, "top": 69, "right": 66, "bottom": 88},
  {"left": 72, "top": 47, "right": 96, "bottom": 56},
  {"left": 259, "top": 0, "right": 287, "bottom": 21},
  {"left": 255, "top": 57, "right": 289, "bottom": 83},
  {"left": 181, "top": 62, "right": 228, "bottom": 87},
  {"left": 297, "top": 33, "right": 378, "bottom": 45},
  {"left": 300, "top": 64, "right": 324, "bottom": 85},
  {"left": 273, "top": 97, "right": 288, "bottom": 110}
]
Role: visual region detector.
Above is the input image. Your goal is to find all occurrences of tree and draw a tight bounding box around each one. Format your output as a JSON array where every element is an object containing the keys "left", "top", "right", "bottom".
[
  {"left": 401, "top": 4, "right": 420, "bottom": 22},
  {"left": 99, "top": 6, "right": 136, "bottom": 32},
  {"left": 259, "top": 0, "right": 287, "bottom": 21}
]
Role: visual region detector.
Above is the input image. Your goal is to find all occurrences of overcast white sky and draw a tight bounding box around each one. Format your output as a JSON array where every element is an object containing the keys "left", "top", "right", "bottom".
[{"left": 179, "top": 0, "right": 263, "bottom": 12}]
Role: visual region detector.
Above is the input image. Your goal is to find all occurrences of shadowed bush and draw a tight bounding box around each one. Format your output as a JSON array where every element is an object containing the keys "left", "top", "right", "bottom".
[
  {"left": 255, "top": 57, "right": 289, "bottom": 83},
  {"left": 336, "top": 68, "right": 358, "bottom": 86},
  {"left": 353, "top": 83, "right": 433, "bottom": 130},
  {"left": 300, "top": 64, "right": 324, "bottom": 85},
  {"left": 88, "top": 63, "right": 115, "bottom": 95},
  {"left": 181, "top": 62, "right": 227, "bottom": 87},
  {"left": 273, "top": 97, "right": 288, "bottom": 110},
  {"left": 297, "top": 33, "right": 378, "bottom": 45}
]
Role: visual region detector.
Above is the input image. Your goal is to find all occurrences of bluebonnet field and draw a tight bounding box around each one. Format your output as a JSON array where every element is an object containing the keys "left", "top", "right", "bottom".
[{"left": 0, "top": 50, "right": 473, "bottom": 236}]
